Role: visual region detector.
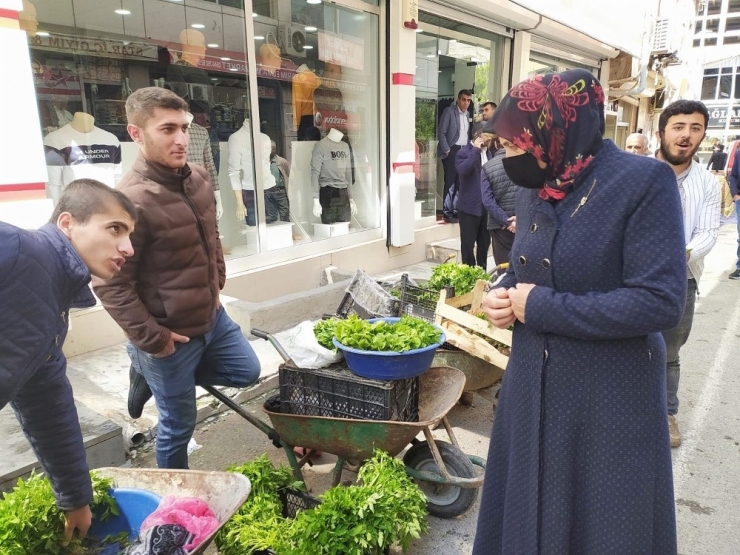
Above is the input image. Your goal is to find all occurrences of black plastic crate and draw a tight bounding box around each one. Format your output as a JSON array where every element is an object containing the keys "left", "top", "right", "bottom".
[
  {"left": 335, "top": 281, "right": 400, "bottom": 319},
  {"left": 278, "top": 362, "right": 419, "bottom": 422},
  {"left": 398, "top": 273, "right": 440, "bottom": 323}
]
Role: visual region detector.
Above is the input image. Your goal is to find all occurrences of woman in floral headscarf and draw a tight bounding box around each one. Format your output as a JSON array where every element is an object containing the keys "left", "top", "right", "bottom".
[{"left": 473, "top": 69, "right": 686, "bottom": 554}]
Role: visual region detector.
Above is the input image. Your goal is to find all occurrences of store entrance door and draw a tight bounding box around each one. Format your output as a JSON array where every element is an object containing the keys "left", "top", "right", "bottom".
[{"left": 414, "top": 13, "right": 506, "bottom": 221}]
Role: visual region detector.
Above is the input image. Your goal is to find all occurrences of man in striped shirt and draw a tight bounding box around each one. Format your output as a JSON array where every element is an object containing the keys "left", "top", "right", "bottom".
[{"left": 655, "top": 100, "right": 721, "bottom": 447}]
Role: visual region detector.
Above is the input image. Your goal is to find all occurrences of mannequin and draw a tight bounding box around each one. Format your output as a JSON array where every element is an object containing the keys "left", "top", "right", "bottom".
[
  {"left": 228, "top": 119, "right": 255, "bottom": 225},
  {"left": 311, "top": 128, "right": 357, "bottom": 224},
  {"left": 178, "top": 29, "right": 207, "bottom": 67},
  {"left": 292, "top": 64, "right": 321, "bottom": 139},
  {"left": 43, "top": 112, "right": 122, "bottom": 205},
  {"left": 259, "top": 43, "right": 284, "bottom": 76}
]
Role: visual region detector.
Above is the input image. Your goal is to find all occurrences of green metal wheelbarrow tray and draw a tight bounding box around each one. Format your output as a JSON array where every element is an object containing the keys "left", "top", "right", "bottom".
[{"left": 202, "top": 329, "right": 486, "bottom": 519}]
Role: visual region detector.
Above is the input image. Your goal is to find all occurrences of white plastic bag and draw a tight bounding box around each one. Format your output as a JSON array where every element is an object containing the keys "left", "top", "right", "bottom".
[{"left": 281, "top": 320, "right": 343, "bottom": 369}]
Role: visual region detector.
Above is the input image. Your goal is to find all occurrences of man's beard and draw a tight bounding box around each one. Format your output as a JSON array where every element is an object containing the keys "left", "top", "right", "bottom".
[{"left": 659, "top": 138, "right": 699, "bottom": 167}]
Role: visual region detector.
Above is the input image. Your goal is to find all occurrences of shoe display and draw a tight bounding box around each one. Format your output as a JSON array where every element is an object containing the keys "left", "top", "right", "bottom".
[
  {"left": 667, "top": 414, "right": 681, "bottom": 448},
  {"left": 729, "top": 269, "right": 740, "bottom": 280},
  {"left": 128, "top": 365, "right": 153, "bottom": 419}
]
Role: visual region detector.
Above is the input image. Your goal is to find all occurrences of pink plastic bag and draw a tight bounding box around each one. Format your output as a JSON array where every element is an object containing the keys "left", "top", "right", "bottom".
[{"left": 140, "top": 496, "right": 219, "bottom": 550}]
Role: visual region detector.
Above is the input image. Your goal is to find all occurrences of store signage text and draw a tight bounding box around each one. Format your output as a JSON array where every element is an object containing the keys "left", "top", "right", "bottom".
[
  {"left": 708, "top": 106, "right": 740, "bottom": 128},
  {"left": 318, "top": 31, "right": 364, "bottom": 71},
  {"left": 29, "top": 34, "right": 158, "bottom": 60}
]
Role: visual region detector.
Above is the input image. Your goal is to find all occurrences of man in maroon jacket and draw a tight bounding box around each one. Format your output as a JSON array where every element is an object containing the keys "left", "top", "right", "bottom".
[{"left": 93, "top": 87, "right": 261, "bottom": 469}]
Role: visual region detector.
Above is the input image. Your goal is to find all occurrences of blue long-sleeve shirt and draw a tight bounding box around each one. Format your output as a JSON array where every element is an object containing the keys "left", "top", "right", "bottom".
[{"left": 730, "top": 149, "right": 740, "bottom": 196}]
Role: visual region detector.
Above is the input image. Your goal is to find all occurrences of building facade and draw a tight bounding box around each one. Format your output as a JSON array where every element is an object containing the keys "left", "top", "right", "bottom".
[{"left": 0, "top": 0, "right": 660, "bottom": 354}]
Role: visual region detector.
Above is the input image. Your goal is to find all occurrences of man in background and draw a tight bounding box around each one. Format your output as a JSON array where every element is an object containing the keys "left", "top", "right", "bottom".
[
  {"left": 655, "top": 99, "right": 720, "bottom": 447},
  {"left": 437, "top": 89, "right": 473, "bottom": 223},
  {"left": 267, "top": 140, "right": 290, "bottom": 223},
  {"left": 625, "top": 132, "right": 651, "bottom": 155},
  {"left": 473, "top": 101, "right": 497, "bottom": 136},
  {"left": 707, "top": 143, "right": 728, "bottom": 172}
]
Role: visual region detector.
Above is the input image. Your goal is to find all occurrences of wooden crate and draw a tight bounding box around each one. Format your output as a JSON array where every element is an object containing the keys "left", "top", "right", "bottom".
[{"left": 435, "top": 280, "right": 511, "bottom": 371}]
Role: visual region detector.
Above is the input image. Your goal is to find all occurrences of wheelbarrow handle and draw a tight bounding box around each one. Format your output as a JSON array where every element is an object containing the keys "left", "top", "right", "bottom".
[{"left": 250, "top": 328, "right": 292, "bottom": 363}]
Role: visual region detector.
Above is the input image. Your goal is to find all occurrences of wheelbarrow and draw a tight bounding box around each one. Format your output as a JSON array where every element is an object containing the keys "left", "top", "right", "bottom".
[
  {"left": 202, "top": 329, "right": 486, "bottom": 519},
  {"left": 90, "top": 467, "right": 250, "bottom": 554}
]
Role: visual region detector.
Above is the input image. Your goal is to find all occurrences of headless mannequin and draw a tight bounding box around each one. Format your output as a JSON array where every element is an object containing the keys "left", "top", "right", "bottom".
[
  {"left": 312, "top": 128, "right": 357, "bottom": 218},
  {"left": 178, "top": 29, "right": 206, "bottom": 67},
  {"left": 19, "top": 0, "right": 38, "bottom": 37},
  {"left": 70, "top": 112, "right": 95, "bottom": 134}
]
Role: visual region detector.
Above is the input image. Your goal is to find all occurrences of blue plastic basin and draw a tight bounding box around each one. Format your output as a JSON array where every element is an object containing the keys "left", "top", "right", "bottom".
[
  {"left": 332, "top": 317, "right": 445, "bottom": 380},
  {"left": 88, "top": 488, "right": 161, "bottom": 554}
]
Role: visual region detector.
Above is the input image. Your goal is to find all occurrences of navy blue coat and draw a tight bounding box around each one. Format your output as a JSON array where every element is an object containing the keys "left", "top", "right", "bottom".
[
  {"left": 455, "top": 142, "right": 492, "bottom": 216},
  {"left": 473, "top": 141, "right": 686, "bottom": 554},
  {"left": 0, "top": 222, "right": 95, "bottom": 511}
]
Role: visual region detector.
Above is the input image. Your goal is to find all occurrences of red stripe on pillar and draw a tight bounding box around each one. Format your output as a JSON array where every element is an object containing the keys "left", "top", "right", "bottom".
[
  {"left": 0, "top": 8, "right": 20, "bottom": 19},
  {"left": 1, "top": 182, "right": 46, "bottom": 191},
  {"left": 392, "top": 73, "right": 414, "bottom": 86}
]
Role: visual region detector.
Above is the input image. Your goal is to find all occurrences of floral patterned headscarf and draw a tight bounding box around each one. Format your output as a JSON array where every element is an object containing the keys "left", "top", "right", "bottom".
[{"left": 488, "top": 68, "right": 605, "bottom": 200}]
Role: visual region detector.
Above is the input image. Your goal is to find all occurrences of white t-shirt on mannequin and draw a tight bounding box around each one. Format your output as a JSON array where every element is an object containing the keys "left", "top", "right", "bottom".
[{"left": 43, "top": 121, "right": 122, "bottom": 204}]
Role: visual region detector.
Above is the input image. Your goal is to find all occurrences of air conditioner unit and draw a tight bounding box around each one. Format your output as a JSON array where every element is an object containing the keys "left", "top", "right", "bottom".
[
  {"left": 279, "top": 24, "right": 307, "bottom": 58},
  {"left": 652, "top": 18, "right": 674, "bottom": 54}
]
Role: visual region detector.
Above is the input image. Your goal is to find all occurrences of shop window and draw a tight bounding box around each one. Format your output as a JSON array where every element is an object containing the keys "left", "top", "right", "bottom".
[
  {"left": 727, "top": 17, "right": 740, "bottom": 32},
  {"left": 729, "top": 0, "right": 740, "bottom": 14},
  {"left": 702, "top": 75, "right": 718, "bottom": 99},
  {"left": 706, "top": 0, "right": 722, "bottom": 16},
  {"left": 725, "top": 34, "right": 740, "bottom": 45},
  {"left": 695, "top": 20, "right": 704, "bottom": 33},
  {"left": 706, "top": 18, "right": 720, "bottom": 33},
  {"left": 694, "top": 39, "right": 701, "bottom": 48},
  {"left": 720, "top": 74, "right": 733, "bottom": 98},
  {"left": 734, "top": 73, "right": 740, "bottom": 98},
  {"left": 705, "top": 37, "right": 718, "bottom": 46},
  {"left": 19, "top": 0, "right": 380, "bottom": 262}
]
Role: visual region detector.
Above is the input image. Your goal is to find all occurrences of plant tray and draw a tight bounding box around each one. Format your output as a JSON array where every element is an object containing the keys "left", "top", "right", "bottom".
[{"left": 278, "top": 361, "right": 419, "bottom": 422}]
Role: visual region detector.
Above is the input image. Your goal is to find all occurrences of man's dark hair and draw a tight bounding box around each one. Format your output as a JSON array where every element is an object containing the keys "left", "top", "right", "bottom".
[
  {"left": 126, "top": 87, "right": 188, "bottom": 127},
  {"left": 482, "top": 101, "right": 497, "bottom": 110},
  {"left": 717, "top": 143, "right": 725, "bottom": 151},
  {"left": 658, "top": 99, "right": 709, "bottom": 133},
  {"left": 457, "top": 89, "right": 473, "bottom": 99},
  {"left": 50, "top": 179, "right": 137, "bottom": 225}
]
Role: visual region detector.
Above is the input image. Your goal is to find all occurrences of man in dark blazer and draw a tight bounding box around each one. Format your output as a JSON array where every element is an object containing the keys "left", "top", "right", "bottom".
[{"left": 437, "top": 89, "right": 473, "bottom": 223}]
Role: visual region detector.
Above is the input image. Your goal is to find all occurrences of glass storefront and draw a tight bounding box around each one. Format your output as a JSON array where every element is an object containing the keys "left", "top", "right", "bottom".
[
  {"left": 17, "top": 0, "right": 380, "bottom": 263},
  {"left": 414, "top": 12, "right": 507, "bottom": 220}
]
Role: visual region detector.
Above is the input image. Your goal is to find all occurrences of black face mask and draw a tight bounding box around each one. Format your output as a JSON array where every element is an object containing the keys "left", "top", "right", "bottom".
[{"left": 502, "top": 153, "right": 548, "bottom": 189}]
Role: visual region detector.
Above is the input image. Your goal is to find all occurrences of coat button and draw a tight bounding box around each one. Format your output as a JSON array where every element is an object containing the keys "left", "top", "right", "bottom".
[
  {"left": 519, "top": 255, "right": 527, "bottom": 266},
  {"left": 530, "top": 223, "right": 538, "bottom": 232},
  {"left": 542, "top": 258, "right": 551, "bottom": 269}
]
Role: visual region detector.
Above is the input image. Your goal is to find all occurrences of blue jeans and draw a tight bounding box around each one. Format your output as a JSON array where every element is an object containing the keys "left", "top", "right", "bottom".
[
  {"left": 127, "top": 307, "right": 261, "bottom": 468},
  {"left": 661, "top": 278, "right": 697, "bottom": 416},
  {"left": 736, "top": 200, "right": 740, "bottom": 269}
]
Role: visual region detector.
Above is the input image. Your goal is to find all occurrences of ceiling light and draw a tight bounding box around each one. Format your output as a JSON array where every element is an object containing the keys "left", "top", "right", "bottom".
[
  {"left": 207, "top": 43, "right": 219, "bottom": 48},
  {"left": 191, "top": 23, "right": 205, "bottom": 29},
  {"left": 449, "top": 39, "right": 457, "bottom": 43},
  {"left": 252, "top": 12, "right": 258, "bottom": 17},
  {"left": 303, "top": 45, "right": 314, "bottom": 49},
  {"left": 415, "top": 28, "right": 423, "bottom": 33},
  {"left": 229, "top": 67, "right": 239, "bottom": 72},
  {"left": 426, "top": 53, "right": 436, "bottom": 58},
  {"left": 115, "top": 9, "right": 131, "bottom": 15},
  {"left": 254, "top": 35, "right": 265, "bottom": 40},
  {"left": 221, "top": 57, "right": 231, "bottom": 61},
  {"left": 305, "top": 26, "right": 317, "bottom": 32},
  {"left": 307, "top": 0, "right": 322, "bottom": 4},
  {"left": 36, "top": 31, "right": 49, "bottom": 36},
  {"left": 211, "top": 78, "right": 218, "bottom": 81}
]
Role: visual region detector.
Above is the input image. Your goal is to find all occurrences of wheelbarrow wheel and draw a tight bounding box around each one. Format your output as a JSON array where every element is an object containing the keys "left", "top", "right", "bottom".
[{"left": 403, "top": 440, "right": 478, "bottom": 519}]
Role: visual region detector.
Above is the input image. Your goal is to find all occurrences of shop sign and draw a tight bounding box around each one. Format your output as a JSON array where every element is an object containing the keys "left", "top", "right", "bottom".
[
  {"left": 29, "top": 33, "right": 158, "bottom": 60},
  {"left": 318, "top": 31, "right": 364, "bottom": 71},
  {"left": 708, "top": 106, "right": 740, "bottom": 128}
]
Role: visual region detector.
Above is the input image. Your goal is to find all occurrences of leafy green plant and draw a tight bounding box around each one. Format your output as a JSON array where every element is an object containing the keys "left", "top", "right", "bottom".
[
  {"left": 313, "top": 318, "right": 342, "bottom": 351},
  {"left": 216, "top": 455, "right": 301, "bottom": 555},
  {"left": 216, "top": 451, "right": 428, "bottom": 555},
  {"left": 285, "top": 450, "right": 428, "bottom": 555},
  {"left": 427, "top": 263, "right": 490, "bottom": 297},
  {"left": 333, "top": 315, "right": 442, "bottom": 353},
  {"left": 0, "top": 471, "right": 120, "bottom": 555}
]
